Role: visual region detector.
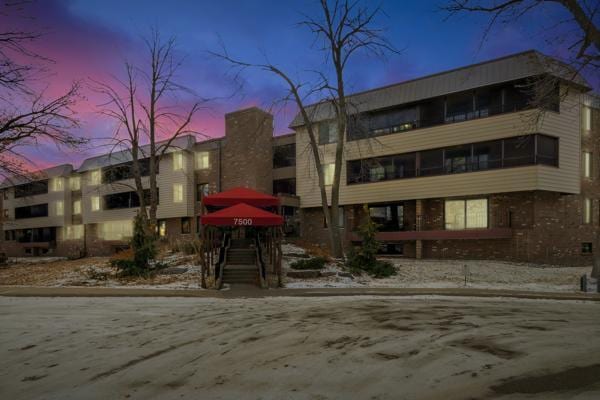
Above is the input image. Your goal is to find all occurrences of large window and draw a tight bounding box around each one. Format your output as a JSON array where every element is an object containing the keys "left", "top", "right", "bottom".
[
  {"left": 104, "top": 189, "right": 154, "bottom": 210},
  {"left": 347, "top": 134, "right": 558, "bottom": 185},
  {"left": 583, "top": 198, "right": 592, "bottom": 224},
  {"left": 15, "top": 204, "right": 48, "bottom": 219},
  {"left": 273, "top": 143, "right": 296, "bottom": 168},
  {"left": 70, "top": 176, "right": 81, "bottom": 191},
  {"left": 98, "top": 221, "right": 133, "bottom": 240},
  {"left": 63, "top": 225, "right": 83, "bottom": 240},
  {"left": 173, "top": 152, "right": 184, "bottom": 171},
  {"left": 91, "top": 196, "right": 100, "bottom": 211},
  {"left": 51, "top": 177, "right": 64, "bottom": 192},
  {"left": 445, "top": 198, "right": 488, "bottom": 230},
  {"left": 14, "top": 180, "right": 48, "bottom": 198},
  {"left": 73, "top": 200, "right": 81, "bottom": 215},
  {"left": 16, "top": 227, "right": 56, "bottom": 242},
  {"left": 102, "top": 158, "right": 152, "bottom": 184},
  {"left": 54, "top": 201, "right": 64, "bottom": 216},
  {"left": 368, "top": 203, "right": 404, "bottom": 232},
  {"left": 173, "top": 184, "right": 184, "bottom": 203},
  {"left": 273, "top": 178, "right": 296, "bottom": 195}
]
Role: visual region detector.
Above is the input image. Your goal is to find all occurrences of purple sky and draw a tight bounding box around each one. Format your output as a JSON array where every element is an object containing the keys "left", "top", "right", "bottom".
[{"left": 2, "top": 0, "right": 596, "bottom": 170}]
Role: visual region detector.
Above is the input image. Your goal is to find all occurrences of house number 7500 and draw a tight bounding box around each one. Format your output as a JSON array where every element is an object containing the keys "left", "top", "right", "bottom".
[{"left": 234, "top": 218, "right": 253, "bottom": 226}]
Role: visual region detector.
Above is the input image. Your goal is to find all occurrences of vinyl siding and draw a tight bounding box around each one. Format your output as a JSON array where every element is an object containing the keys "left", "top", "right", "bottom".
[{"left": 295, "top": 88, "right": 582, "bottom": 208}]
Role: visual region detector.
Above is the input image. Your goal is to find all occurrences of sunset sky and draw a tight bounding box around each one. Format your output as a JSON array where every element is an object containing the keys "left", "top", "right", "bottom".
[{"left": 2, "top": 0, "right": 597, "bottom": 170}]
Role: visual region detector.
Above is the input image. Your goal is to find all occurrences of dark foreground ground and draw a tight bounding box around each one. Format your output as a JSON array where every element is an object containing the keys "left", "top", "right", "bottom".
[{"left": 1, "top": 296, "right": 599, "bottom": 400}]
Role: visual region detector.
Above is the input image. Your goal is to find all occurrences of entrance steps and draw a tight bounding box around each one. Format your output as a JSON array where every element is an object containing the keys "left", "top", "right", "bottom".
[{"left": 222, "top": 239, "right": 259, "bottom": 286}]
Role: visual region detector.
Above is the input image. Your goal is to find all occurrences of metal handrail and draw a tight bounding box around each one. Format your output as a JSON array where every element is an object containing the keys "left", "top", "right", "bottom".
[
  {"left": 255, "top": 235, "right": 267, "bottom": 288},
  {"left": 215, "top": 232, "right": 231, "bottom": 289}
]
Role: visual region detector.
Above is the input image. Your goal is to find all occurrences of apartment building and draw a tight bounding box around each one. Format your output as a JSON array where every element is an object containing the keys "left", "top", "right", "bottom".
[
  {"left": 0, "top": 50, "right": 598, "bottom": 265},
  {"left": 292, "top": 50, "right": 599, "bottom": 266},
  {"left": 0, "top": 107, "right": 298, "bottom": 257}
]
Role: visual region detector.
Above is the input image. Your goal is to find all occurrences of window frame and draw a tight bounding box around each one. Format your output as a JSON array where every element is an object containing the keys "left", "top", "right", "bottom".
[
  {"left": 173, "top": 183, "right": 184, "bottom": 203},
  {"left": 444, "top": 198, "right": 489, "bottom": 230},
  {"left": 195, "top": 151, "right": 210, "bottom": 170}
]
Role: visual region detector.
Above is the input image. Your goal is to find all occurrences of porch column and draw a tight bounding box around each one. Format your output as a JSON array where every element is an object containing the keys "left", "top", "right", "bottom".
[{"left": 415, "top": 199, "right": 423, "bottom": 260}]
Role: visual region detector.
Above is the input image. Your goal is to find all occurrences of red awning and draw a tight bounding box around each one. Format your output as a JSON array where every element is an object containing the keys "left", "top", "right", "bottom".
[
  {"left": 202, "top": 187, "right": 280, "bottom": 207},
  {"left": 201, "top": 202, "right": 283, "bottom": 226}
]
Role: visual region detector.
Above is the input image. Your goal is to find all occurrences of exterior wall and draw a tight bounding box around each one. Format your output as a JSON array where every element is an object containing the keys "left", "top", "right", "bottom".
[
  {"left": 222, "top": 108, "right": 274, "bottom": 194},
  {"left": 296, "top": 88, "right": 582, "bottom": 208}
]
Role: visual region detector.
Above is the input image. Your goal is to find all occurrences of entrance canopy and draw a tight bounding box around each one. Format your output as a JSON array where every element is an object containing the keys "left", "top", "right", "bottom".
[
  {"left": 201, "top": 202, "right": 283, "bottom": 226},
  {"left": 202, "top": 187, "right": 279, "bottom": 208}
]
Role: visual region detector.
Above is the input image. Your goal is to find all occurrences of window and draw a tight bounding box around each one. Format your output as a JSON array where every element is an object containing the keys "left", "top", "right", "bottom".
[
  {"left": 15, "top": 204, "right": 48, "bottom": 219},
  {"left": 102, "top": 159, "right": 153, "bottom": 184},
  {"left": 51, "top": 177, "right": 64, "bottom": 192},
  {"left": 347, "top": 154, "right": 416, "bottom": 184},
  {"left": 16, "top": 227, "right": 55, "bottom": 243},
  {"left": 3, "top": 190, "right": 8, "bottom": 200},
  {"left": 472, "top": 140, "right": 502, "bottom": 171},
  {"left": 173, "top": 152, "right": 184, "bottom": 171},
  {"left": 583, "top": 152, "right": 592, "bottom": 178},
  {"left": 73, "top": 200, "right": 81, "bottom": 215},
  {"left": 157, "top": 220, "right": 167, "bottom": 237},
  {"left": 70, "top": 176, "right": 81, "bottom": 191},
  {"left": 323, "top": 163, "right": 334, "bottom": 186},
  {"left": 582, "top": 242, "right": 593, "bottom": 254},
  {"left": 98, "top": 221, "right": 133, "bottom": 240},
  {"left": 104, "top": 190, "right": 154, "bottom": 210},
  {"left": 55, "top": 201, "right": 64, "bottom": 216},
  {"left": 444, "top": 144, "right": 471, "bottom": 174},
  {"left": 5, "top": 230, "right": 14, "bottom": 241},
  {"left": 503, "top": 136, "right": 535, "bottom": 167},
  {"left": 369, "top": 204, "right": 404, "bottom": 232},
  {"left": 14, "top": 180, "right": 48, "bottom": 198},
  {"left": 181, "top": 217, "right": 191, "bottom": 234},
  {"left": 420, "top": 149, "right": 444, "bottom": 176},
  {"left": 583, "top": 106, "right": 592, "bottom": 131},
  {"left": 446, "top": 92, "right": 474, "bottom": 122},
  {"left": 196, "top": 183, "right": 210, "bottom": 201},
  {"left": 91, "top": 196, "right": 100, "bottom": 211},
  {"left": 367, "top": 107, "right": 418, "bottom": 138},
  {"left": 273, "top": 178, "right": 296, "bottom": 195},
  {"left": 3, "top": 209, "right": 8, "bottom": 218},
  {"left": 195, "top": 151, "right": 210, "bottom": 170},
  {"left": 536, "top": 135, "right": 559, "bottom": 167},
  {"left": 63, "top": 225, "right": 83, "bottom": 240},
  {"left": 90, "top": 170, "right": 101, "bottom": 185},
  {"left": 273, "top": 144, "right": 296, "bottom": 168},
  {"left": 445, "top": 199, "right": 488, "bottom": 230},
  {"left": 173, "top": 184, "right": 184, "bottom": 203},
  {"left": 583, "top": 198, "right": 592, "bottom": 224},
  {"left": 318, "top": 121, "right": 338, "bottom": 144}
]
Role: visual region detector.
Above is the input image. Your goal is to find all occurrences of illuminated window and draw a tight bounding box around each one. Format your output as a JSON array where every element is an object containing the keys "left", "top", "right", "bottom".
[
  {"left": 90, "top": 170, "right": 101, "bottom": 185},
  {"left": 195, "top": 151, "right": 210, "bottom": 170},
  {"left": 70, "top": 176, "right": 81, "bottom": 191},
  {"left": 583, "top": 152, "right": 592, "bottom": 178},
  {"left": 91, "top": 196, "right": 100, "bottom": 211},
  {"left": 173, "top": 152, "right": 184, "bottom": 171},
  {"left": 157, "top": 220, "right": 167, "bottom": 237},
  {"left": 173, "top": 184, "right": 183, "bottom": 203},
  {"left": 99, "top": 220, "right": 133, "bottom": 240},
  {"left": 51, "top": 177, "right": 64, "bottom": 192},
  {"left": 445, "top": 199, "right": 488, "bottom": 230},
  {"left": 323, "top": 163, "right": 334, "bottom": 186},
  {"left": 55, "top": 200, "right": 64, "bottom": 216},
  {"left": 583, "top": 198, "right": 592, "bottom": 224},
  {"left": 63, "top": 225, "right": 83, "bottom": 240},
  {"left": 583, "top": 106, "right": 591, "bottom": 131},
  {"left": 73, "top": 200, "right": 81, "bottom": 215}
]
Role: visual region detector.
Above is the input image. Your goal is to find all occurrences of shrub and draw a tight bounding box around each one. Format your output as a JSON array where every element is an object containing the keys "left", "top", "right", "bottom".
[
  {"left": 171, "top": 239, "right": 196, "bottom": 255},
  {"left": 345, "top": 205, "right": 397, "bottom": 278},
  {"left": 110, "top": 213, "right": 156, "bottom": 277},
  {"left": 290, "top": 256, "right": 327, "bottom": 270}
]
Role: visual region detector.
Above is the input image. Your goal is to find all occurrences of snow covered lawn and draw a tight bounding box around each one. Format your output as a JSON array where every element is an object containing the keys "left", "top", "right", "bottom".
[
  {"left": 0, "top": 254, "right": 203, "bottom": 289},
  {"left": 282, "top": 242, "right": 590, "bottom": 292}
]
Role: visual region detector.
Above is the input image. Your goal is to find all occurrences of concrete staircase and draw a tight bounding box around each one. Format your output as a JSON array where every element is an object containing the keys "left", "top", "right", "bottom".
[{"left": 222, "top": 239, "right": 259, "bottom": 286}]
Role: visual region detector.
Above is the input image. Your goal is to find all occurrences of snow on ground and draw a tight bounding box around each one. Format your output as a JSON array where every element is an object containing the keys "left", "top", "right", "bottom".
[
  {"left": 283, "top": 245, "right": 590, "bottom": 292},
  {"left": 2, "top": 296, "right": 600, "bottom": 400}
]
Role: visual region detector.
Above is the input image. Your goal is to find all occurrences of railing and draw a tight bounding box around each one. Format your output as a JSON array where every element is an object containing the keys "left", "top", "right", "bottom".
[
  {"left": 215, "top": 232, "right": 231, "bottom": 289},
  {"left": 255, "top": 235, "right": 267, "bottom": 288},
  {"left": 415, "top": 209, "right": 512, "bottom": 231}
]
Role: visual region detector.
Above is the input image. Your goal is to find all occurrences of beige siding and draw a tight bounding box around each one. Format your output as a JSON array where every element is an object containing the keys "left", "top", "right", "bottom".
[
  {"left": 2, "top": 185, "right": 71, "bottom": 230},
  {"left": 296, "top": 89, "right": 582, "bottom": 208}
]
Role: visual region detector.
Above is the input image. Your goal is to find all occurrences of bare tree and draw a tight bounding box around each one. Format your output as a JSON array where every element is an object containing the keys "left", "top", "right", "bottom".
[
  {"left": 0, "top": 1, "right": 85, "bottom": 180},
  {"left": 213, "top": 0, "right": 398, "bottom": 258},
  {"left": 93, "top": 29, "right": 202, "bottom": 232}
]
